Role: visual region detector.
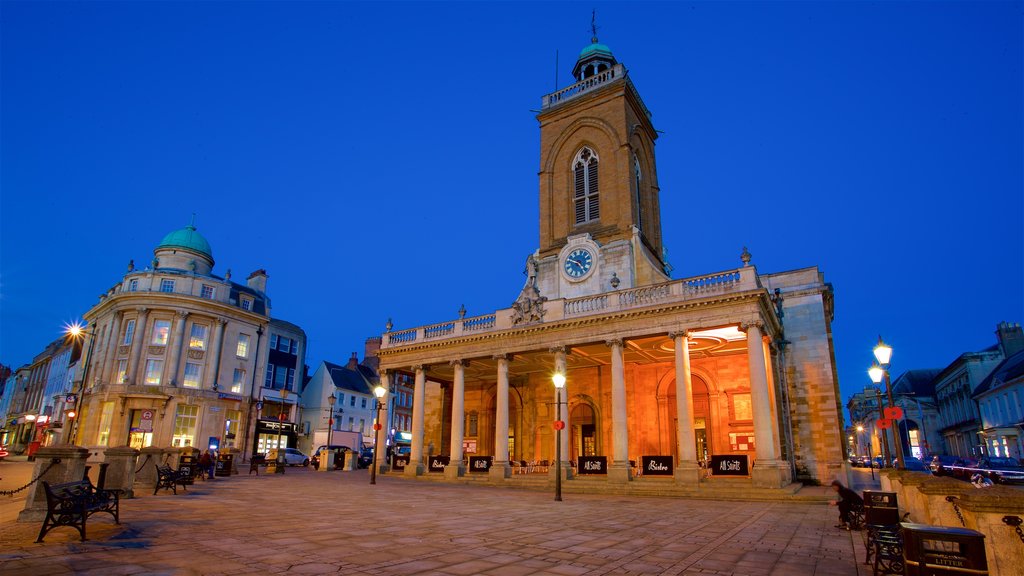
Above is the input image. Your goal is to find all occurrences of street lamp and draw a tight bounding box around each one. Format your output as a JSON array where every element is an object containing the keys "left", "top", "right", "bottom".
[
  {"left": 370, "top": 384, "right": 386, "bottom": 485},
  {"left": 857, "top": 424, "right": 874, "bottom": 480},
  {"left": 64, "top": 322, "right": 97, "bottom": 445},
  {"left": 275, "top": 387, "right": 288, "bottom": 474},
  {"left": 327, "top": 392, "right": 336, "bottom": 449},
  {"left": 552, "top": 372, "right": 566, "bottom": 502},
  {"left": 869, "top": 336, "right": 905, "bottom": 470}
]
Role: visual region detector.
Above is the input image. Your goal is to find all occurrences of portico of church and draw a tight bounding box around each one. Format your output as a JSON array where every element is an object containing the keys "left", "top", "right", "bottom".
[{"left": 377, "top": 263, "right": 839, "bottom": 490}]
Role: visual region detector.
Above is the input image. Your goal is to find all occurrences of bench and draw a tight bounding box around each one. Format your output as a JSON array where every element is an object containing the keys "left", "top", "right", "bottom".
[
  {"left": 154, "top": 464, "right": 191, "bottom": 495},
  {"left": 866, "top": 524, "right": 904, "bottom": 576},
  {"left": 37, "top": 478, "right": 120, "bottom": 542}
]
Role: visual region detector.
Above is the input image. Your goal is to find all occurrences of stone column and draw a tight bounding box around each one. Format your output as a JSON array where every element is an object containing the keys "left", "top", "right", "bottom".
[
  {"left": 18, "top": 445, "right": 90, "bottom": 522},
  {"left": 551, "top": 346, "right": 572, "bottom": 480},
  {"left": 607, "top": 339, "right": 632, "bottom": 482},
  {"left": 490, "top": 354, "right": 512, "bottom": 481},
  {"left": 405, "top": 365, "right": 426, "bottom": 476},
  {"left": 376, "top": 371, "right": 392, "bottom": 473},
  {"left": 99, "top": 311, "right": 123, "bottom": 385},
  {"left": 166, "top": 311, "right": 189, "bottom": 386},
  {"left": 445, "top": 361, "right": 467, "bottom": 479},
  {"left": 102, "top": 446, "right": 140, "bottom": 498},
  {"left": 671, "top": 331, "right": 702, "bottom": 485},
  {"left": 745, "top": 323, "right": 789, "bottom": 487},
  {"left": 128, "top": 307, "right": 150, "bottom": 385},
  {"left": 208, "top": 318, "right": 227, "bottom": 389}
]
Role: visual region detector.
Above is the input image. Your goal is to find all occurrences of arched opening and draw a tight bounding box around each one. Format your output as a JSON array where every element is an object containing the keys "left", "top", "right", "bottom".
[
  {"left": 667, "top": 376, "right": 711, "bottom": 461},
  {"left": 570, "top": 403, "right": 596, "bottom": 460}
]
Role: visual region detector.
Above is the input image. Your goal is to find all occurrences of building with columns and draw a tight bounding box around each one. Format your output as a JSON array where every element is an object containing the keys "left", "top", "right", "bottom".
[
  {"left": 374, "top": 36, "right": 845, "bottom": 489},
  {"left": 72, "top": 222, "right": 306, "bottom": 459}
]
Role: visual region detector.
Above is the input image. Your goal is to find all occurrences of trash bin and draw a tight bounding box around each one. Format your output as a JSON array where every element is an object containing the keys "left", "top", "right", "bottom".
[
  {"left": 178, "top": 454, "right": 197, "bottom": 485},
  {"left": 334, "top": 449, "right": 346, "bottom": 470},
  {"left": 863, "top": 490, "right": 900, "bottom": 525},
  {"left": 902, "top": 522, "right": 988, "bottom": 576},
  {"left": 216, "top": 453, "right": 233, "bottom": 477}
]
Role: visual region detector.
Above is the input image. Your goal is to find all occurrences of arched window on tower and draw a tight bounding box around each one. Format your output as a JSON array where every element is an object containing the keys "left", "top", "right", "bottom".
[
  {"left": 573, "top": 147, "right": 599, "bottom": 225},
  {"left": 633, "top": 153, "right": 643, "bottom": 231}
]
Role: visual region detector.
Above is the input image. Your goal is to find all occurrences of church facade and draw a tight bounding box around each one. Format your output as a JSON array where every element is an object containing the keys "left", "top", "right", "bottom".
[{"left": 376, "top": 37, "right": 844, "bottom": 489}]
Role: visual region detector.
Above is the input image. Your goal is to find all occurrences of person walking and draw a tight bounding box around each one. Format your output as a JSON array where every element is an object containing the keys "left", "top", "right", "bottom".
[
  {"left": 199, "top": 449, "right": 216, "bottom": 480},
  {"left": 829, "top": 480, "right": 862, "bottom": 530}
]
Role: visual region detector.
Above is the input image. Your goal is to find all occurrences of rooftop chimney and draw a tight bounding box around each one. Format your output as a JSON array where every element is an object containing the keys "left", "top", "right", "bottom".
[
  {"left": 346, "top": 352, "right": 359, "bottom": 370},
  {"left": 363, "top": 337, "right": 382, "bottom": 372},
  {"left": 996, "top": 322, "right": 1024, "bottom": 358},
  {"left": 247, "top": 269, "right": 268, "bottom": 293}
]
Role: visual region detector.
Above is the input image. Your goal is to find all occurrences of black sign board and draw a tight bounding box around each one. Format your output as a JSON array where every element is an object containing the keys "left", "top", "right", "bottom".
[
  {"left": 577, "top": 456, "right": 607, "bottom": 475},
  {"left": 392, "top": 455, "right": 409, "bottom": 470},
  {"left": 428, "top": 456, "right": 450, "bottom": 473},
  {"left": 641, "top": 456, "right": 674, "bottom": 476},
  {"left": 469, "top": 456, "right": 492, "bottom": 473},
  {"left": 709, "top": 454, "right": 749, "bottom": 476}
]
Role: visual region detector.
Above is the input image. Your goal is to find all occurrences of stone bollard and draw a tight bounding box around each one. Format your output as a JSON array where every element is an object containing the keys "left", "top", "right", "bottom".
[
  {"left": 103, "top": 446, "right": 140, "bottom": 498},
  {"left": 18, "top": 444, "right": 90, "bottom": 522},
  {"left": 318, "top": 451, "right": 335, "bottom": 472},
  {"left": 343, "top": 450, "right": 357, "bottom": 471},
  {"left": 134, "top": 446, "right": 164, "bottom": 488}
]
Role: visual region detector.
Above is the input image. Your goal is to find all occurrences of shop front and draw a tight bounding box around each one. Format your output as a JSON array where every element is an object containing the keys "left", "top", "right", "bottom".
[{"left": 253, "top": 419, "right": 297, "bottom": 457}]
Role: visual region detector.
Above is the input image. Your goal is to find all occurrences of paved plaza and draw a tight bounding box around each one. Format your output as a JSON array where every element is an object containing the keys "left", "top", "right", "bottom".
[{"left": 0, "top": 460, "right": 872, "bottom": 576}]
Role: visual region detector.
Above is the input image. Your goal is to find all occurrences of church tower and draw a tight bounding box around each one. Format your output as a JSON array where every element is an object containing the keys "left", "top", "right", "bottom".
[{"left": 531, "top": 31, "right": 670, "bottom": 301}]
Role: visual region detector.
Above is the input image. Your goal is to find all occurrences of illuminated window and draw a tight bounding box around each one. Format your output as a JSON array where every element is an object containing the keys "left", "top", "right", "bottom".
[
  {"left": 183, "top": 362, "right": 202, "bottom": 388},
  {"left": 573, "top": 147, "right": 599, "bottom": 224},
  {"left": 172, "top": 404, "right": 198, "bottom": 447},
  {"left": 160, "top": 279, "right": 175, "bottom": 293},
  {"left": 123, "top": 319, "right": 136, "bottom": 345},
  {"left": 224, "top": 409, "right": 241, "bottom": 448},
  {"left": 97, "top": 401, "right": 115, "bottom": 446},
  {"left": 151, "top": 320, "right": 171, "bottom": 345},
  {"left": 189, "top": 324, "right": 208, "bottom": 350},
  {"left": 236, "top": 334, "right": 250, "bottom": 358},
  {"left": 115, "top": 360, "right": 128, "bottom": 384},
  {"left": 231, "top": 369, "right": 245, "bottom": 393},
  {"left": 144, "top": 360, "right": 163, "bottom": 385}
]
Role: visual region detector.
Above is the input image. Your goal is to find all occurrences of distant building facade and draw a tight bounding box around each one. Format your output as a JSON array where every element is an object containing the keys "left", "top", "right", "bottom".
[
  {"left": 974, "top": 323, "right": 1024, "bottom": 458},
  {"left": 74, "top": 223, "right": 305, "bottom": 459}
]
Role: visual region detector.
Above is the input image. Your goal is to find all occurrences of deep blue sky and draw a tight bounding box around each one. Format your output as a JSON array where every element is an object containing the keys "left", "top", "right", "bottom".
[{"left": 2, "top": 2, "right": 1021, "bottom": 412}]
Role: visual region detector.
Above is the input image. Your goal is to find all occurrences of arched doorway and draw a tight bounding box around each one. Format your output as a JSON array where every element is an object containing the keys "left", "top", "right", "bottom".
[
  {"left": 570, "top": 403, "right": 597, "bottom": 460},
  {"left": 667, "top": 376, "right": 711, "bottom": 461}
]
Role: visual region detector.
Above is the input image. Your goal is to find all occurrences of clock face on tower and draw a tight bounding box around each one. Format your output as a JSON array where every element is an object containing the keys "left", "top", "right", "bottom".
[{"left": 563, "top": 248, "right": 594, "bottom": 280}]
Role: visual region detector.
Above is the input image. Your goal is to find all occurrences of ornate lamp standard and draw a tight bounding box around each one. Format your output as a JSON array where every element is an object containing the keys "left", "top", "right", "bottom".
[
  {"left": 552, "top": 372, "right": 566, "bottom": 502},
  {"left": 327, "top": 392, "right": 336, "bottom": 449},
  {"left": 274, "top": 386, "right": 288, "bottom": 474},
  {"left": 370, "top": 384, "right": 386, "bottom": 485},
  {"left": 869, "top": 337, "right": 905, "bottom": 470},
  {"left": 64, "top": 322, "right": 97, "bottom": 445}
]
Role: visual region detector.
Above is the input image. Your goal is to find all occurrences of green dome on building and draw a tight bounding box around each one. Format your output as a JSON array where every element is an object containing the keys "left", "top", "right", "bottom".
[
  {"left": 157, "top": 223, "right": 213, "bottom": 260},
  {"left": 579, "top": 42, "right": 613, "bottom": 59}
]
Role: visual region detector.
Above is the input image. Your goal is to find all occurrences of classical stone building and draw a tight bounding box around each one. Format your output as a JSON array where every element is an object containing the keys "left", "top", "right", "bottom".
[
  {"left": 73, "top": 223, "right": 306, "bottom": 459},
  {"left": 375, "top": 36, "right": 845, "bottom": 489}
]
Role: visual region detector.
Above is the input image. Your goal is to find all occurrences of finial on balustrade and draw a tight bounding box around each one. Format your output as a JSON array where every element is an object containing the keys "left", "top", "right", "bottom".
[
  {"left": 458, "top": 304, "right": 466, "bottom": 319},
  {"left": 385, "top": 318, "right": 393, "bottom": 332},
  {"left": 741, "top": 246, "right": 752, "bottom": 267}
]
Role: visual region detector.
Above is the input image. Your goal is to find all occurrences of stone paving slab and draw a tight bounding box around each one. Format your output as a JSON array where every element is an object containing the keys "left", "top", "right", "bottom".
[{"left": 0, "top": 465, "right": 870, "bottom": 575}]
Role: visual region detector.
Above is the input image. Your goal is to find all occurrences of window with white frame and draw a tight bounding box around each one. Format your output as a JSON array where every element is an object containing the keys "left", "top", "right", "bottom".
[
  {"left": 269, "top": 334, "right": 278, "bottom": 349},
  {"left": 350, "top": 395, "right": 356, "bottom": 407},
  {"left": 129, "top": 279, "right": 138, "bottom": 292},
  {"left": 160, "top": 279, "right": 175, "bottom": 293},
  {"left": 151, "top": 320, "right": 171, "bottom": 345},
  {"left": 286, "top": 368, "right": 295, "bottom": 388},
  {"left": 348, "top": 417, "right": 354, "bottom": 430},
  {"left": 172, "top": 404, "right": 198, "bottom": 447},
  {"left": 189, "top": 324, "right": 208, "bottom": 350},
  {"left": 361, "top": 398, "right": 367, "bottom": 409},
  {"left": 274, "top": 365, "right": 287, "bottom": 389},
  {"left": 573, "top": 147, "right": 600, "bottom": 224},
  {"left": 97, "top": 401, "right": 115, "bottom": 446},
  {"left": 225, "top": 409, "right": 241, "bottom": 448},
  {"left": 240, "top": 297, "right": 252, "bottom": 311},
  {"left": 231, "top": 369, "right": 245, "bottom": 393},
  {"left": 123, "top": 319, "right": 136, "bottom": 345},
  {"left": 290, "top": 339, "right": 297, "bottom": 354},
  {"left": 236, "top": 333, "right": 250, "bottom": 358},
  {"left": 182, "top": 362, "right": 202, "bottom": 388},
  {"left": 115, "top": 360, "right": 128, "bottom": 384},
  {"left": 144, "top": 359, "right": 163, "bottom": 385},
  {"left": 264, "top": 364, "right": 274, "bottom": 388},
  {"left": 201, "top": 285, "right": 215, "bottom": 299}
]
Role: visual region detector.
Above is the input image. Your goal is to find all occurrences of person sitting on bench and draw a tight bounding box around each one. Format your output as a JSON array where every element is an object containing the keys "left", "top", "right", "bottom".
[{"left": 829, "top": 479, "right": 863, "bottom": 530}]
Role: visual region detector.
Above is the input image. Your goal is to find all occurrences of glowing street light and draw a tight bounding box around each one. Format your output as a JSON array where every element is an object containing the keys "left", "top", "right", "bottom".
[
  {"left": 370, "top": 384, "right": 387, "bottom": 485},
  {"left": 552, "top": 372, "right": 566, "bottom": 502},
  {"left": 868, "top": 336, "right": 905, "bottom": 470}
]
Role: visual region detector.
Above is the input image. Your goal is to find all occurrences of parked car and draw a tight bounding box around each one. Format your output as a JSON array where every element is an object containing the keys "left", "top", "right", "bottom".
[
  {"left": 902, "top": 456, "right": 928, "bottom": 471},
  {"left": 871, "top": 456, "right": 888, "bottom": 469},
  {"left": 359, "top": 447, "right": 374, "bottom": 468},
  {"left": 267, "top": 448, "right": 309, "bottom": 467},
  {"left": 310, "top": 445, "right": 356, "bottom": 469},
  {"left": 929, "top": 455, "right": 960, "bottom": 476},
  {"left": 0, "top": 446, "right": 8, "bottom": 461},
  {"left": 973, "top": 456, "right": 1024, "bottom": 485}
]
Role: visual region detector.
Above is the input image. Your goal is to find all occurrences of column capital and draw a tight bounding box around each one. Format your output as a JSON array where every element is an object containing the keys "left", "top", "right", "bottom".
[
  {"left": 177, "top": 310, "right": 190, "bottom": 319},
  {"left": 739, "top": 321, "right": 764, "bottom": 334},
  {"left": 605, "top": 338, "right": 623, "bottom": 348},
  {"left": 492, "top": 353, "right": 511, "bottom": 362},
  {"left": 667, "top": 330, "right": 690, "bottom": 340},
  {"left": 136, "top": 306, "right": 149, "bottom": 314},
  {"left": 449, "top": 359, "right": 467, "bottom": 368},
  {"left": 548, "top": 346, "right": 566, "bottom": 355},
  {"left": 217, "top": 318, "right": 228, "bottom": 326},
  {"left": 411, "top": 364, "right": 428, "bottom": 372}
]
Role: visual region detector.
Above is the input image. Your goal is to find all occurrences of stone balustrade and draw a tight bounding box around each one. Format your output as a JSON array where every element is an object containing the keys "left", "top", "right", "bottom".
[
  {"left": 381, "top": 266, "right": 760, "bottom": 349},
  {"left": 542, "top": 64, "right": 623, "bottom": 109},
  {"left": 881, "top": 470, "right": 1024, "bottom": 576}
]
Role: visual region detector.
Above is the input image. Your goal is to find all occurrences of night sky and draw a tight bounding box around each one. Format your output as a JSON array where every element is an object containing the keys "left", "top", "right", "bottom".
[{"left": 2, "top": 1, "right": 1021, "bottom": 414}]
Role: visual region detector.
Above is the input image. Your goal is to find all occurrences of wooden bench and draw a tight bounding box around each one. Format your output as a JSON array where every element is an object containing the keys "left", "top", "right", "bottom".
[
  {"left": 37, "top": 478, "right": 120, "bottom": 542},
  {"left": 154, "top": 464, "right": 191, "bottom": 495}
]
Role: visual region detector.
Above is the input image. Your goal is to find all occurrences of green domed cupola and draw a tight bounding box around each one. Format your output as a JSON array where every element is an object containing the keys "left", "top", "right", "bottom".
[
  {"left": 572, "top": 15, "right": 617, "bottom": 82},
  {"left": 158, "top": 223, "right": 213, "bottom": 260}
]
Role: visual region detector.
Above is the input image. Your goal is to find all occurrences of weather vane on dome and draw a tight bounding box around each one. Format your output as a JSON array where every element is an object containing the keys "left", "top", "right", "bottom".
[{"left": 590, "top": 9, "right": 600, "bottom": 43}]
